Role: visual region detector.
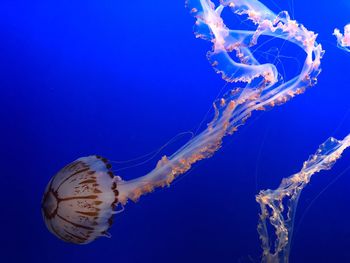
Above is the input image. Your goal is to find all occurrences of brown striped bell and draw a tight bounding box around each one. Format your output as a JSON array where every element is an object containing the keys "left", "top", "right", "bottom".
[{"left": 41, "top": 156, "right": 119, "bottom": 244}]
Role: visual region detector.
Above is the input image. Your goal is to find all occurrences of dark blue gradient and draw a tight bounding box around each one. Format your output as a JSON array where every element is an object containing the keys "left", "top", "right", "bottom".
[{"left": 1, "top": 0, "right": 350, "bottom": 262}]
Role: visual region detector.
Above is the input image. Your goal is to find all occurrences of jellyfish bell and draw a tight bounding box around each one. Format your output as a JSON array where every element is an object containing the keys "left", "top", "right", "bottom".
[
  {"left": 41, "top": 153, "right": 185, "bottom": 244},
  {"left": 41, "top": 155, "right": 119, "bottom": 244}
]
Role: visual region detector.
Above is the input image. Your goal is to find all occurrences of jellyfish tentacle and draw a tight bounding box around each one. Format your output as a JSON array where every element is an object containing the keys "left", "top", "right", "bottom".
[
  {"left": 115, "top": 0, "right": 323, "bottom": 204},
  {"left": 256, "top": 134, "right": 350, "bottom": 263}
]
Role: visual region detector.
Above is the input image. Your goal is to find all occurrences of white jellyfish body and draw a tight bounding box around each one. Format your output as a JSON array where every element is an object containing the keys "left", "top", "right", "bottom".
[{"left": 41, "top": 156, "right": 119, "bottom": 244}]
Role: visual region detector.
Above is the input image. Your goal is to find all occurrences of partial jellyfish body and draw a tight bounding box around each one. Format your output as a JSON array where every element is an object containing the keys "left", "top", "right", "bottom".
[
  {"left": 42, "top": 0, "right": 324, "bottom": 245},
  {"left": 334, "top": 24, "right": 350, "bottom": 52},
  {"left": 256, "top": 134, "right": 350, "bottom": 263}
]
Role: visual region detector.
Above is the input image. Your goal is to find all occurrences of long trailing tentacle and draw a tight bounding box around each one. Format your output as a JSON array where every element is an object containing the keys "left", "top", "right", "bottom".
[{"left": 116, "top": 0, "right": 324, "bottom": 204}]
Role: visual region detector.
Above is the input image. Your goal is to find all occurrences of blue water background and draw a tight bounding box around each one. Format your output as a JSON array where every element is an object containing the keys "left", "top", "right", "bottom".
[{"left": 1, "top": 0, "right": 350, "bottom": 262}]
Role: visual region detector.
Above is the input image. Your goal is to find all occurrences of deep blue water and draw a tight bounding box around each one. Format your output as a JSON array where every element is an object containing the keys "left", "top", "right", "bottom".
[{"left": 1, "top": 0, "right": 350, "bottom": 262}]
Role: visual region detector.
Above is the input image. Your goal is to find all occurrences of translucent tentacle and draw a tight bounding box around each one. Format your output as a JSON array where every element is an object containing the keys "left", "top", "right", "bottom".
[
  {"left": 116, "top": 0, "right": 324, "bottom": 204},
  {"left": 256, "top": 134, "right": 350, "bottom": 263}
]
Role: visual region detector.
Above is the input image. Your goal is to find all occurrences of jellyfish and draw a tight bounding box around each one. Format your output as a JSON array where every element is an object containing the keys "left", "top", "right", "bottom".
[
  {"left": 41, "top": 156, "right": 119, "bottom": 244},
  {"left": 42, "top": 0, "right": 324, "bottom": 244},
  {"left": 334, "top": 24, "right": 350, "bottom": 52},
  {"left": 256, "top": 133, "right": 350, "bottom": 263}
]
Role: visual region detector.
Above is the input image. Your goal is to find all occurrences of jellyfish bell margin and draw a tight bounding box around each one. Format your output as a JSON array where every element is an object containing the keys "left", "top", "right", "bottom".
[{"left": 41, "top": 156, "right": 121, "bottom": 244}]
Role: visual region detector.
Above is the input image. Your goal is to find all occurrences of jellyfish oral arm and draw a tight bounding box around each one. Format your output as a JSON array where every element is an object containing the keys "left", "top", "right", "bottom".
[
  {"left": 116, "top": 0, "right": 323, "bottom": 205},
  {"left": 256, "top": 134, "right": 350, "bottom": 263}
]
